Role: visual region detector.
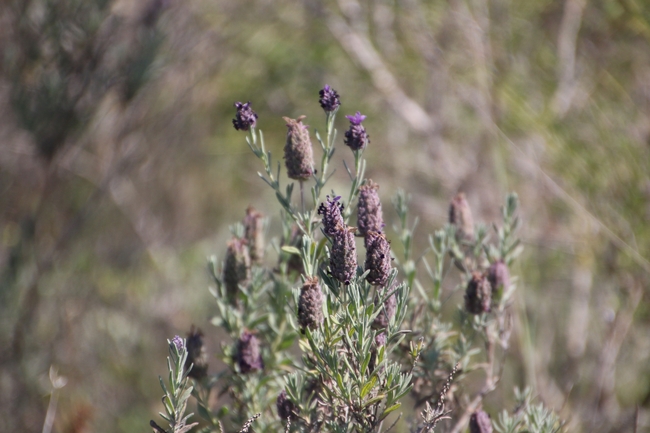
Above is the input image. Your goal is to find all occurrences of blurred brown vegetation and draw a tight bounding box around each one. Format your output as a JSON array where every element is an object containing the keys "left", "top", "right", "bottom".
[{"left": 0, "top": 0, "right": 649, "bottom": 432}]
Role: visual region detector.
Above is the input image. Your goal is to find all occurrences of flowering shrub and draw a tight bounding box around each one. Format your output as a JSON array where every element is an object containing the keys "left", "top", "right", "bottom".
[{"left": 150, "top": 87, "right": 565, "bottom": 433}]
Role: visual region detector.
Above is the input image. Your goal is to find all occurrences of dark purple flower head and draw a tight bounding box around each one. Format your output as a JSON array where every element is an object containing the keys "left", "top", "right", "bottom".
[
  {"left": 345, "top": 111, "right": 366, "bottom": 125},
  {"left": 236, "top": 329, "right": 264, "bottom": 373},
  {"left": 318, "top": 195, "right": 344, "bottom": 237},
  {"left": 319, "top": 85, "right": 341, "bottom": 112},
  {"left": 344, "top": 112, "right": 369, "bottom": 151},
  {"left": 465, "top": 272, "right": 492, "bottom": 314},
  {"left": 223, "top": 237, "right": 251, "bottom": 302},
  {"left": 276, "top": 390, "right": 299, "bottom": 420},
  {"left": 232, "top": 101, "right": 258, "bottom": 131},
  {"left": 185, "top": 326, "right": 208, "bottom": 380}
]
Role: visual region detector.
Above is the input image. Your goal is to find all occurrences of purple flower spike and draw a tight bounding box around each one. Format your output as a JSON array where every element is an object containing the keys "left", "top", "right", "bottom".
[
  {"left": 344, "top": 112, "right": 369, "bottom": 151},
  {"left": 232, "top": 101, "right": 258, "bottom": 131}
]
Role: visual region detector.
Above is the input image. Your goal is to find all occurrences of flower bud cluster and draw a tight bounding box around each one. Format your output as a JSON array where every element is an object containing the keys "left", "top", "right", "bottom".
[
  {"left": 298, "top": 277, "right": 324, "bottom": 331},
  {"left": 232, "top": 101, "right": 258, "bottom": 131},
  {"left": 469, "top": 410, "right": 493, "bottom": 433},
  {"left": 185, "top": 326, "right": 209, "bottom": 380},
  {"left": 318, "top": 195, "right": 344, "bottom": 237},
  {"left": 357, "top": 180, "right": 384, "bottom": 244},
  {"left": 236, "top": 330, "right": 263, "bottom": 374},
  {"left": 465, "top": 272, "right": 492, "bottom": 314},
  {"left": 224, "top": 237, "right": 251, "bottom": 301},
  {"left": 276, "top": 390, "right": 298, "bottom": 420},
  {"left": 330, "top": 225, "right": 357, "bottom": 285},
  {"left": 364, "top": 231, "right": 392, "bottom": 286},
  {"left": 487, "top": 260, "right": 510, "bottom": 292},
  {"left": 449, "top": 192, "right": 474, "bottom": 241},
  {"left": 344, "top": 111, "right": 369, "bottom": 151},
  {"left": 283, "top": 116, "right": 315, "bottom": 181},
  {"left": 318, "top": 85, "right": 341, "bottom": 112}
]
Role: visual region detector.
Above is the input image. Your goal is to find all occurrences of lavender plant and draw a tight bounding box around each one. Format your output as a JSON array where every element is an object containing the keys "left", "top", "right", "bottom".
[
  {"left": 150, "top": 87, "right": 565, "bottom": 433},
  {"left": 151, "top": 337, "right": 199, "bottom": 433}
]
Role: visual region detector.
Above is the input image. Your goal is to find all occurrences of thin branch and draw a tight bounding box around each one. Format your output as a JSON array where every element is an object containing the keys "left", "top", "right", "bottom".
[
  {"left": 327, "top": 1, "right": 434, "bottom": 134},
  {"left": 552, "top": 0, "right": 587, "bottom": 117}
]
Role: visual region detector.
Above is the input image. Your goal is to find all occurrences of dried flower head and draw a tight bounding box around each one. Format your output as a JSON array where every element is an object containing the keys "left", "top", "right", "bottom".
[
  {"left": 373, "top": 289, "right": 397, "bottom": 329},
  {"left": 276, "top": 390, "right": 298, "bottom": 420},
  {"left": 283, "top": 116, "right": 315, "bottom": 181},
  {"left": 364, "top": 231, "right": 392, "bottom": 286},
  {"left": 465, "top": 272, "right": 492, "bottom": 314},
  {"left": 224, "top": 237, "right": 251, "bottom": 301},
  {"left": 357, "top": 180, "right": 384, "bottom": 244},
  {"left": 318, "top": 195, "right": 344, "bottom": 237},
  {"left": 449, "top": 192, "right": 474, "bottom": 241},
  {"left": 185, "top": 326, "right": 208, "bottom": 380},
  {"left": 232, "top": 101, "right": 258, "bottom": 131},
  {"left": 469, "top": 410, "right": 493, "bottom": 433},
  {"left": 244, "top": 206, "right": 265, "bottom": 264},
  {"left": 319, "top": 85, "right": 341, "bottom": 112},
  {"left": 344, "top": 112, "right": 369, "bottom": 151},
  {"left": 298, "top": 277, "right": 324, "bottom": 331},
  {"left": 487, "top": 260, "right": 510, "bottom": 293},
  {"left": 330, "top": 225, "right": 357, "bottom": 285},
  {"left": 236, "top": 330, "right": 264, "bottom": 374}
]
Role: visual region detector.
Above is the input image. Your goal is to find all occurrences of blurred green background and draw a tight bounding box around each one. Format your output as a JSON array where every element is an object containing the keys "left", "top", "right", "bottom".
[{"left": 1, "top": 0, "right": 649, "bottom": 432}]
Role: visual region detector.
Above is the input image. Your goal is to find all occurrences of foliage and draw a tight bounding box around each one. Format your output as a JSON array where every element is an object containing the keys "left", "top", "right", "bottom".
[
  {"left": 1, "top": 1, "right": 649, "bottom": 433},
  {"left": 150, "top": 90, "right": 565, "bottom": 433}
]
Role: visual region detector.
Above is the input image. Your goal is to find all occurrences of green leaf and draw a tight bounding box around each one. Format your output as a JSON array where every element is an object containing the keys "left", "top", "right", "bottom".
[
  {"left": 197, "top": 402, "right": 212, "bottom": 422},
  {"left": 281, "top": 246, "right": 302, "bottom": 256},
  {"left": 179, "top": 387, "right": 193, "bottom": 406},
  {"left": 360, "top": 376, "right": 377, "bottom": 398},
  {"left": 362, "top": 393, "right": 386, "bottom": 408},
  {"left": 380, "top": 403, "right": 402, "bottom": 420}
]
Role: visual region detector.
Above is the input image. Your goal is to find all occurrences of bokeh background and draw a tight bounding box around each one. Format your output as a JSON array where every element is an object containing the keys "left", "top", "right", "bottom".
[{"left": 1, "top": 0, "right": 649, "bottom": 432}]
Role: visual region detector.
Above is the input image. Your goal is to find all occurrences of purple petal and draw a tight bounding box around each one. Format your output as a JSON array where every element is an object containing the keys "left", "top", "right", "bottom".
[{"left": 345, "top": 111, "right": 366, "bottom": 125}]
